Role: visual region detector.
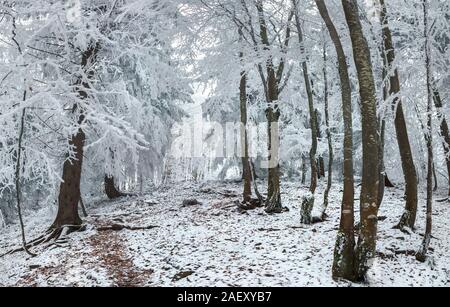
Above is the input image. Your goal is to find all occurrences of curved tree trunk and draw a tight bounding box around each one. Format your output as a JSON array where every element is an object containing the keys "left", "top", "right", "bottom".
[
  {"left": 342, "top": 0, "right": 380, "bottom": 281},
  {"left": 315, "top": 0, "right": 356, "bottom": 281},
  {"left": 51, "top": 44, "right": 99, "bottom": 230},
  {"left": 378, "top": 0, "right": 418, "bottom": 230},
  {"left": 105, "top": 175, "right": 126, "bottom": 200}
]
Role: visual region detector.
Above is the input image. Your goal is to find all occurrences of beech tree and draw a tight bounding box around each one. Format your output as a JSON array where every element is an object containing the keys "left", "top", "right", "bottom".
[{"left": 341, "top": 0, "right": 380, "bottom": 281}]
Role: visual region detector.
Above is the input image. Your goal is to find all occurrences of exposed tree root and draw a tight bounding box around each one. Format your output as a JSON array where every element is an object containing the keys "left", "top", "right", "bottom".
[
  {"left": 97, "top": 224, "right": 159, "bottom": 232},
  {"left": 237, "top": 198, "right": 263, "bottom": 212},
  {"left": 0, "top": 225, "right": 86, "bottom": 258}
]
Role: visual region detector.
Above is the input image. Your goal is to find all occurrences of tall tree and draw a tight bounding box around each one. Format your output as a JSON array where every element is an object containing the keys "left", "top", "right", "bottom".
[
  {"left": 341, "top": 0, "right": 380, "bottom": 281},
  {"left": 292, "top": 0, "right": 319, "bottom": 224},
  {"left": 254, "top": 0, "right": 292, "bottom": 213},
  {"left": 51, "top": 43, "right": 99, "bottom": 231},
  {"left": 378, "top": 0, "right": 419, "bottom": 230},
  {"left": 239, "top": 28, "right": 253, "bottom": 204},
  {"left": 320, "top": 41, "right": 333, "bottom": 222},
  {"left": 315, "top": 0, "right": 356, "bottom": 281},
  {"left": 416, "top": 0, "right": 433, "bottom": 263}
]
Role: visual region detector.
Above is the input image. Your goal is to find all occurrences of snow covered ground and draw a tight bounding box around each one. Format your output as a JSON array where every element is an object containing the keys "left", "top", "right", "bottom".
[{"left": 0, "top": 181, "right": 449, "bottom": 287}]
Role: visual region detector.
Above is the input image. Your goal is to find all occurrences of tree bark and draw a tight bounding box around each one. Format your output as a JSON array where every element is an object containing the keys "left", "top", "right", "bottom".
[
  {"left": 378, "top": 0, "right": 419, "bottom": 230},
  {"left": 417, "top": 0, "right": 433, "bottom": 262},
  {"left": 256, "top": 1, "right": 283, "bottom": 213},
  {"left": 433, "top": 89, "right": 450, "bottom": 196},
  {"left": 315, "top": 0, "right": 356, "bottom": 281},
  {"left": 239, "top": 29, "right": 253, "bottom": 204},
  {"left": 320, "top": 43, "right": 333, "bottom": 221},
  {"left": 51, "top": 44, "right": 99, "bottom": 229},
  {"left": 342, "top": 0, "right": 380, "bottom": 281},
  {"left": 105, "top": 175, "right": 126, "bottom": 200},
  {"left": 292, "top": 0, "right": 318, "bottom": 195}
]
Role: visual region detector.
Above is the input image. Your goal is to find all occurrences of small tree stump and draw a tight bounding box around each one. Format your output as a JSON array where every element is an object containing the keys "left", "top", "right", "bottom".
[{"left": 301, "top": 195, "right": 315, "bottom": 224}]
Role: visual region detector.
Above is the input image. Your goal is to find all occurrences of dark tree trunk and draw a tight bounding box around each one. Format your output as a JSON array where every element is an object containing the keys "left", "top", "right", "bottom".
[
  {"left": 51, "top": 44, "right": 99, "bottom": 230},
  {"left": 293, "top": 0, "right": 318, "bottom": 224},
  {"left": 301, "top": 155, "right": 307, "bottom": 185},
  {"left": 239, "top": 29, "right": 252, "bottom": 204},
  {"left": 316, "top": 110, "right": 326, "bottom": 180},
  {"left": 342, "top": 0, "right": 380, "bottom": 281},
  {"left": 417, "top": 0, "right": 433, "bottom": 262},
  {"left": 385, "top": 175, "right": 395, "bottom": 188},
  {"left": 320, "top": 43, "right": 333, "bottom": 221},
  {"left": 293, "top": 2, "right": 318, "bottom": 195},
  {"left": 315, "top": 0, "right": 356, "bottom": 281},
  {"left": 433, "top": 89, "right": 450, "bottom": 196},
  {"left": 52, "top": 129, "right": 85, "bottom": 229},
  {"left": 256, "top": 1, "right": 283, "bottom": 213},
  {"left": 379, "top": 0, "right": 419, "bottom": 230},
  {"left": 105, "top": 175, "right": 126, "bottom": 200},
  {"left": 377, "top": 120, "right": 386, "bottom": 208}
]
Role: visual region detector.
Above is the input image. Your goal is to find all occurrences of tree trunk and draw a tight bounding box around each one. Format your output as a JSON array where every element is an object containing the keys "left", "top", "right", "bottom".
[
  {"left": 316, "top": 109, "right": 326, "bottom": 180},
  {"left": 320, "top": 43, "right": 333, "bottom": 221},
  {"left": 377, "top": 43, "right": 388, "bottom": 208},
  {"left": 379, "top": 0, "right": 419, "bottom": 230},
  {"left": 293, "top": 1, "right": 318, "bottom": 195},
  {"left": 385, "top": 175, "right": 395, "bottom": 188},
  {"left": 433, "top": 89, "right": 450, "bottom": 196},
  {"left": 301, "top": 155, "right": 307, "bottom": 185},
  {"left": 256, "top": 1, "right": 283, "bottom": 213},
  {"left": 377, "top": 119, "right": 386, "bottom": 208},
  {"left": 105, "top": 175, "right": 126, "bottom": 200},
  {"left": 417, "top": 0, "right": 433, "bottom": 262},
  {"left": 239, "top": 29, "right": 253, "bottom": 204},
  {"left": 293, "top": 0, "right": 318, "bottom": 224},
  {"left": 315, "top": 0, "right": 356, "bottom": 281},
  {"left": 52, "top": 129, "right": 85, "bottom": 229},
  {"left": 342, "top": 0, "right": 380, "bottom": 281},
  {"left": 51, "top": 44, "right": 99, "bottom": 230}
]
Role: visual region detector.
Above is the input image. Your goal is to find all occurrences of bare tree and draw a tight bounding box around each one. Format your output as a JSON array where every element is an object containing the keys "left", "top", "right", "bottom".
[
  {"left": 416, "top": 0, "right": 433, "bottom": 262},
  {"left": 341, "top": 0, "right": 380, "bottom": 281},
  {"left": 315, "top": 0, "right": 356, "bottom": 281}
]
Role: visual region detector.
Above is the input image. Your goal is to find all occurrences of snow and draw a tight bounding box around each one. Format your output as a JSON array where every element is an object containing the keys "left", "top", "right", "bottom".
[{"left": 1, "top": 181, "right": 449, "bottom": 287}]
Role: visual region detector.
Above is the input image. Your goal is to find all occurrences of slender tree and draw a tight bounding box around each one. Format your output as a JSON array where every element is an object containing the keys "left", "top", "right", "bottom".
[
  {"left": 417, "top": 0, "right": 433, "bottom": 262},
  {"left": 378, "top": 0, "right": 419, "bottom": 230},
  {"left": 292, "top": 0, "right": 318, "bottom": 224},
  {"left": 317, "top": 39, "right": 333, "bottom": 222},
  {"left": 239, "top": 28, "right": 253, "bottom": 204},
  {"left": 315, "top": 0, "right": 356, "bottom": 281},
  {"left": 341, "top": 0, "right": 380, "bottom": 281}
]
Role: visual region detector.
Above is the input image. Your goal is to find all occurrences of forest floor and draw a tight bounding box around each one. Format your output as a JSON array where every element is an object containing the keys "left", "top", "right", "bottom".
[{"left": 0, "top": 180, "right": 449, "bottom": 287}]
